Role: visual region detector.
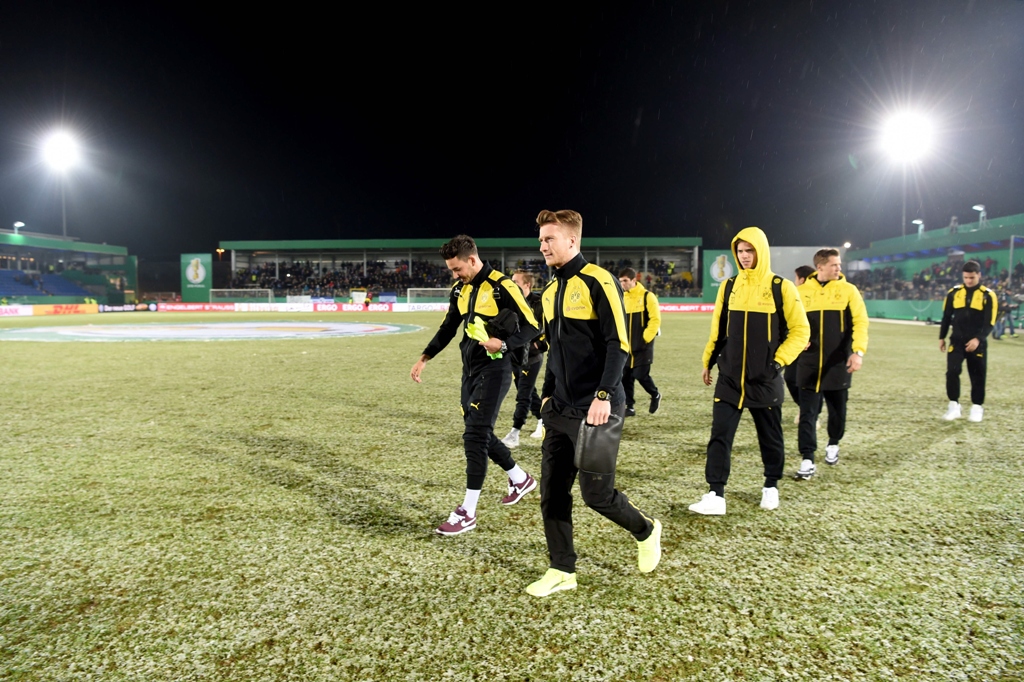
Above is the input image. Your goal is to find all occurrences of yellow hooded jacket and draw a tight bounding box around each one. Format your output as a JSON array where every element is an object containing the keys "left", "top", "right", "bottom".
[{"left": 702, "top": 227, "right": 810, "bottom": 409}]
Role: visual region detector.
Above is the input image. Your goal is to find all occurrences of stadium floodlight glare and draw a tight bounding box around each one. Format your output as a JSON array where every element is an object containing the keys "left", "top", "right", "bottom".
[
  {"left": 912, "top": 219, "right": 925, "bottom": 237},
  {"left": 881, "top": 111, "right": 934, "bottom": 238},
  {"left": 843, "top": 241, "right": 852, "bottom": 249},
  {"left": 42, "top": 130, "right": 80, "bottom": 238},
  {"left": 43, "top": 132, "right": 79, "bottom": 172},
  {"left": 881, "top": 112, "right": 934, "bottom": 164},
  {"left": 13, "top": 221, "right": 25, "bottom": 235}
]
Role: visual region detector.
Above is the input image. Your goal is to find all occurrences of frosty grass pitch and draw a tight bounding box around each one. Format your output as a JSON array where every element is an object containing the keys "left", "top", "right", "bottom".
[{"left": 0, "top": 321, "right": 422, "bottom": 342}]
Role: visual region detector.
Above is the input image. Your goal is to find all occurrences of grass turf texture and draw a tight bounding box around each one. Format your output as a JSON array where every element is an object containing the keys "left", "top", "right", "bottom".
[{"left": 1, "top": 312, "right": 1022, "bottom": 681}]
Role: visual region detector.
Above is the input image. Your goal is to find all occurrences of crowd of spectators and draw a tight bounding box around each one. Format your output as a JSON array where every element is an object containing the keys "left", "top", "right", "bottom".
[
  {"left": 847, "top": 257, "right": 1024, "bottom": 304},
  {"left": 231, "top": 260, "right": 454, "bottom": 298},
  {"left": 233, "top": 257, "right": 703, "bottom": 299}
]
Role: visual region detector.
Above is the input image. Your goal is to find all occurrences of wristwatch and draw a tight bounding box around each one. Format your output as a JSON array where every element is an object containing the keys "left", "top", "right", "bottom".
[
  {"left": 854, "top": 351, "right": 864, "bottom": 357},
  {"left": 594, "top": 390, "right": 610, "bottom": 401},
  {"left": 499, "top": 340, "right": 508, "bottom": 353}
]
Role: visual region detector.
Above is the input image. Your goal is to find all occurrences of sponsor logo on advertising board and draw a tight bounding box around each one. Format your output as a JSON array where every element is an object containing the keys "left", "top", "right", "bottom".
[
  {"left": 99, "top": 304, "right": 156, "bottom": 313},
  {"left": 659, "top": 303, "right": 716, "bottom": 313},
  {"left": 0, "top": 305, "right": 33, "bottom": 317},
  {"left": 34, "top": 304, "right": 100, "bottom": 316},
  {"left": 158, "top": 303, "right": 236, "bottom": 312}
]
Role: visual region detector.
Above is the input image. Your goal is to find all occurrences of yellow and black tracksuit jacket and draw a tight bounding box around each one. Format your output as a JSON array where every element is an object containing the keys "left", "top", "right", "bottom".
[
  {"left": 795, "top": 273, "right": 869, "bottom": 392},
  {"left": 702, "top": 226, "right": 810, "bottom": 409},
  {"left": 939, "top": 284, "right": 997, "bottom": 345},
  {"left": 623, "top": 282, "right": 661, "bottom": 367},
  {"left": 541, "top": 253, "right": 630, "bottom": 410},
  {"left": 422, "top": 262, "right": 540, "bottom": 376}
]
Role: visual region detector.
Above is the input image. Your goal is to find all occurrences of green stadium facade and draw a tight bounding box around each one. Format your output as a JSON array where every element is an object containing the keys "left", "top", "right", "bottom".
[{"left": 0, "top": 229, "right": 137, "bottom": 305}]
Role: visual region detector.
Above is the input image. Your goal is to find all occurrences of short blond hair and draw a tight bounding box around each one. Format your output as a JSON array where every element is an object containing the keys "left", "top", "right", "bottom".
[
  {"left": 513, "top": 270, "right": 535, "bottom": 288},
  {"left": 536, "top": 209, "right": 582, "bottom": 239}
]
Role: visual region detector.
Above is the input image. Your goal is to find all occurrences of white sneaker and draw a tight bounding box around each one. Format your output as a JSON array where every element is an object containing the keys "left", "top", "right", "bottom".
[
  {"left": 795, "top": 459, "right": 816, "bottom": 479},
  {"left": 760, "top": 487, "right": 779, "bottom": 511},
  {"left": 825, "top": 444, "right": 839, "bottom": 465},
  {"left": 530, "top": 420, "right": 544, "bottom": 438},
  {"left": 688, "top": 491, "right": 726, "bottom": 515},
  {"left": 501, "top": 429, "right": 520, "bottom": 448},
  {"left": 968, "top": 405, "right": 984, "bottom": 422},
  {"left": 943, "top": 401, "right": 961, "bottom": 421}
]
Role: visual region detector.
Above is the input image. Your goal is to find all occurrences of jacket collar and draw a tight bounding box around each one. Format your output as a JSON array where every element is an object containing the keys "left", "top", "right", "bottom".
[
  {"left": 554, "top": 253, "right": 587, "bottom": 280},
  {"left": 469, "top": 261, "right": 494, "bottom": 287}
]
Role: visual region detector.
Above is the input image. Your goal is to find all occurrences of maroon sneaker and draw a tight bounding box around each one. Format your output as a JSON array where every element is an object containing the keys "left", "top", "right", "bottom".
[
  {"left": 501, "top": 473, "right": 538, "bottom": 505},
  {"left": 435, "top": 506, "right": 476, "bottom": 536}
]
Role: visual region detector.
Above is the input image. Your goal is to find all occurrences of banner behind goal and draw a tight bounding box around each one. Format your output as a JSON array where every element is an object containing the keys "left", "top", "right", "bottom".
[
  {"left": 210, "top": 289, "right": 273, "bottom": 303},
  {"left": 406, "top": 288, "right": 452, "bottom": 303}
]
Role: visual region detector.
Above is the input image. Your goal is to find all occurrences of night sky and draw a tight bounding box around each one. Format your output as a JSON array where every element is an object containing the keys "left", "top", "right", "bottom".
[{"left": 2, "top": 2, "right": 1022, "bottom": 260}]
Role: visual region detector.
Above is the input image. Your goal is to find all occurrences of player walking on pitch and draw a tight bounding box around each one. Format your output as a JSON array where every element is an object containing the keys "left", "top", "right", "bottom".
[{"left": 410, "top": 235, "right": 541, "bottom": 535}]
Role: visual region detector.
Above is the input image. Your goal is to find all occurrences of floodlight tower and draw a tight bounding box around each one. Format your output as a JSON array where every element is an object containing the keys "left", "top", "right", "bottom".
[
  {"left": 42, "top": 131, "right": 80, "bottom": 238},
  {"left": 13, "top": 221, "right": 25, "bottom": 235},
  {"left": 881, "top": 112, "right": 934, "bottom": 238},
  {"left": 912, "top": 218, "right": 924, "bottom": 237},
  {"left": 972, "top": 204, "right": 987, "bottom": 230}
]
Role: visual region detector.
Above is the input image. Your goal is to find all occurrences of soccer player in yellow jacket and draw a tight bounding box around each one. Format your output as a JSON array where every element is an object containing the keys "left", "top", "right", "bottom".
[
  {"left": 618, "top": 267, "right": 662, "bottom": 416},
  {"left": 525, "top": 209, "right": 662, "bottom": 598},
  {"left": 690, "top": 227, "right": 809, "bottom": 515},
  {"left": 938, "top": 260, "right": 998, "bottom": 422},
  {"left": 793, "top": 249, "right": 869, "bottom": 478}
]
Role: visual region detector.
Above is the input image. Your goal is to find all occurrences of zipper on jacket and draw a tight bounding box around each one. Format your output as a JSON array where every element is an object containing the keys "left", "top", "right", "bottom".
[
  {"left": 816, "top": 311, "right": 824, "bottom": 392},
  {"left": 554, "top": 278, "right": 574, "bottom": 405},
  {"left": 464, "top": 283, "right": 480, "bottom": 377},
  {"left": 738, "top": 310, "right": 748, "bottom": 409}
]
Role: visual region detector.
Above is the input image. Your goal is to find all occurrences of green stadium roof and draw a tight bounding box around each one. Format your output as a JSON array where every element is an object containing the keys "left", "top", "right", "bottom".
[
  {"left": 0, "top": 232, "right": 128, "bottom": 256},
  {"left": 847, "top": 213, "right": 1024, "bottom": 261},
  {"left": 220, "top": 237, "right": 701, "bottom": 251}
]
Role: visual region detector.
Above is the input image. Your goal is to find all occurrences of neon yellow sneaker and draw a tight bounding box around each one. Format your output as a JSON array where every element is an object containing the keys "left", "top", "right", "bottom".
[
  {"left": 637, "top": 519, "right": 662, "bottom": 573},
  {"left": 525, "top": 568, "right": 577, "bottom": 597}
]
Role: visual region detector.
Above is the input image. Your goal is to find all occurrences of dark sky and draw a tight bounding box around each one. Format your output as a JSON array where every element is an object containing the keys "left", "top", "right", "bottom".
[{"left": 1, "top": 1, "right": 1022, "bottom": 260}]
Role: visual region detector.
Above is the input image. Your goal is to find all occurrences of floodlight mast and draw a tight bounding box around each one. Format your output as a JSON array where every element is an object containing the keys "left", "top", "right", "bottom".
[
  {"left": 42, "top": 131, "right": 79, "bottom": 238},
  {"left": 881, "top": 112, "right": 934, "bottom": 238},
  {"left": 13, "top": 221, "right": 25, "bottom": 235}
]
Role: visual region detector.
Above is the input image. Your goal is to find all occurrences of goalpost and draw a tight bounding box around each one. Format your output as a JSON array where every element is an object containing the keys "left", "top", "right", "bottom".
[
  {"left": 210, "top": 289, "right": 273, "bottom": 303},
  {"left": 406, "top": 288, "right": 452, "bottom": 304}
]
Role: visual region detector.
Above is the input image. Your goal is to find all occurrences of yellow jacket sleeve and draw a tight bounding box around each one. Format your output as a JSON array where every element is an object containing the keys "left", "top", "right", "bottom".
[
  {"left": 774, "top": 278, "right": 810, "bottom": 366},
  {"left": 643, "top": 291, "right": 661, "bottom": 344},
  {"left": 849, "top": 283, "right": 869, "bottom": 355}
]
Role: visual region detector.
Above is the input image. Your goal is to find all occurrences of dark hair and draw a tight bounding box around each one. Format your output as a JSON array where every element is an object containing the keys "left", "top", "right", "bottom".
[
  {"left": 618, "top": 267, "right": 637, "bottom": 280},
  {"left": 795, "top": 265, "right": 815, "bottom": 280},
  {"left": 962, "top": 260, "right": 981, "bottom": 273},
  {"left": 440, "top": 235, "right": 478, "bottom": 260}
]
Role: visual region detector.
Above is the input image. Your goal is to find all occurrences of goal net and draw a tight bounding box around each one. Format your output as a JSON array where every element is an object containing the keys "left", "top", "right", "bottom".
[
  {"left": 406, "top": 288, "right": 452, "bottom": 304},
  {"left": 210, "top": 288, "right": 273, "bottom": 303}
]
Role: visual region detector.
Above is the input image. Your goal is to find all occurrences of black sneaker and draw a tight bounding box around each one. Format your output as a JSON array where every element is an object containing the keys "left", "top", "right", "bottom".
[
  {"left": 625, "top": 406, "right": 636, "bottom": 417},
  {"left": 649, "top": 393, "right": 661, "bottom": 414}
]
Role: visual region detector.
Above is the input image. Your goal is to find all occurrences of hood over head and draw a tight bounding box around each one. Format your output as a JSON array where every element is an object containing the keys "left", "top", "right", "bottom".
[{"left": 731, "top": 226, "right": 772, "bottom": 280}]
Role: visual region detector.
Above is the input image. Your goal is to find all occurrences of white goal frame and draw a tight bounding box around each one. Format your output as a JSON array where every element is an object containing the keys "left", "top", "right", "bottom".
[
  {"left": 406, "top": 288, "right": 452, "bottom": 304},
  {"left": 210, "top": 288, "right": 273, "bottom": 303}
]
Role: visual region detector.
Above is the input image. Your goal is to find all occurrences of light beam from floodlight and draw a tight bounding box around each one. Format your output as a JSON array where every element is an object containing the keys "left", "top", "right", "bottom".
[
  {"left": 881, "top": 111, "right": 934, "bottom": 239},
  {"left": 42, "top": 131, "right": 80, "bottom": 238}
]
